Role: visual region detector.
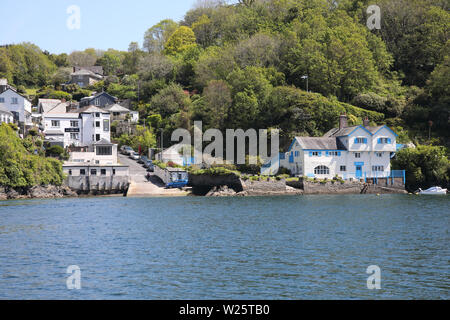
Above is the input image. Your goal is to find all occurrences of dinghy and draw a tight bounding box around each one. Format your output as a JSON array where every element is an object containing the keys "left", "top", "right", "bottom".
[{"left": 418, "top": 187, "right": 447, "bottom": 195}]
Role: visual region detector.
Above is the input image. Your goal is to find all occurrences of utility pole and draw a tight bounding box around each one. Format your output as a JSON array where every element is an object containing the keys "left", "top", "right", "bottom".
[
  {"left": 160, "top": 128, "right": 164, "bottom": 162},
  {"left": 428, "top": 121, "right": 433, "bottom": 143}
]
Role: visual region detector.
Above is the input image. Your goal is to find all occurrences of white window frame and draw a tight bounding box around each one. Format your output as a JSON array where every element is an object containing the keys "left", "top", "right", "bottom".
[{"left": 354, "top": 153, "right": 361, "bottom": 159}]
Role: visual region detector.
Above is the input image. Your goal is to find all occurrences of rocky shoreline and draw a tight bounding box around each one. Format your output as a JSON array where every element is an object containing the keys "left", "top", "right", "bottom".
[{"left": 0, "top": 185, "right": 78, "bottom": 201}]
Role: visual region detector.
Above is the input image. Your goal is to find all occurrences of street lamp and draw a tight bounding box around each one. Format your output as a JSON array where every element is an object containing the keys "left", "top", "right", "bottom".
[
  {"left": 301, "top": 75, "right": 309, "bottom": 93},
  {"left": 160, "top": 128, "right": 164, "bottom": 162}
]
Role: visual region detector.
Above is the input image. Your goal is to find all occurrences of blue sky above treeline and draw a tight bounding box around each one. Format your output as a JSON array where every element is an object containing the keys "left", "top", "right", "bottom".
[{"left": 0, "top": 0, "right": 200, "bottom": 53}]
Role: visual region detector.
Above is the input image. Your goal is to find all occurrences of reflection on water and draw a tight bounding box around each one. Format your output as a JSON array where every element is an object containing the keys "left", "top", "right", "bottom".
[{"left": 0, "top": 194, "right": 448, "bottom": 299}]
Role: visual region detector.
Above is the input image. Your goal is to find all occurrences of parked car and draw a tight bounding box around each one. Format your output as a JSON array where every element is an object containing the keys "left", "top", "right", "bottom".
[
  {"left": 146, "top": 160, "right": 155, "bottom": 172},
  {"left": 139, "top": 155, "right": 148, "bottom": 164},
  {"left": 129, "top": 152, "right": 140, "bottom": 161},
  {"left": 121, "top": 146, "right": 134, "bottom": 155}
]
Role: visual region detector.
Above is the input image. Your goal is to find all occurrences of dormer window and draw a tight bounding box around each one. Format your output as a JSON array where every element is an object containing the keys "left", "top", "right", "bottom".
[
  {"left": 378, "top": 138, "right": 391, "bottom": 144},
  {"left": 354, "top": 137, "right": 367, "bottom": 144}
]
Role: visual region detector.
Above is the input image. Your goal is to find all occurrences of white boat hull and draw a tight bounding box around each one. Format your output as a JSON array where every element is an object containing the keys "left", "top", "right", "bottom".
[{"left": 419, "top": 187, "right": 447, "bottom": 195}]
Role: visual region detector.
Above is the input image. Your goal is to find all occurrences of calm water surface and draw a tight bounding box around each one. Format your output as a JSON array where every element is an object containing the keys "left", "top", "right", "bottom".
[{"left": 0, "top": 194, "right": 448, "bottom": 300}]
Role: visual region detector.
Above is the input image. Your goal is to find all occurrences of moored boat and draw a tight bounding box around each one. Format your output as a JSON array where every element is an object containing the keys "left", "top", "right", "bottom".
[{"left": 418, "top": 187, "right": 447, "bottom": 195}]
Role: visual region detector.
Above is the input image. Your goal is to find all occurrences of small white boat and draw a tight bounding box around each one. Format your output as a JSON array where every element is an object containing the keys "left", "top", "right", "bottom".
[{"left": 418, "top": 187, "right": 447, "bottom": 195}]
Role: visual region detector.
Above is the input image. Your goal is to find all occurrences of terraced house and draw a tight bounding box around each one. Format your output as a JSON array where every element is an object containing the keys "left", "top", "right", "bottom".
[{"left": 264, "top": 115, "right": 403, "bottom": 181}]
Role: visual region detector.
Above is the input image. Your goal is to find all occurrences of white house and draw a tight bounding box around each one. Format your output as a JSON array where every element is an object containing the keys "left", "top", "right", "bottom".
[
  {"left": 105, "top": 104, "right": 139, "bottom": 123},
  {"left": 64, "top": 140, "right": 129, "bottom": 178},
  {"left": 63, "top": 140, "right": 130, "bottom": 194},
  {"left": 155, "top": 143, "right": 194, "bottom": 166},
  {"left": 42, "top": 113, "right": 82, "bottom": 147},
  {"left": 265, "top": 115, "right": 400, "bottom": 180},
  {"left": 0, "top": 104, "right": 14, "bottom": 124},
  {"left": 42, "top": 106, "right": 111, "bottom": 148},
  {"left": 78, "top": 106, "right": 111, "bottom": 146},
  {"left": 0, "top": 88, "right": 32, "bottom": 126}
]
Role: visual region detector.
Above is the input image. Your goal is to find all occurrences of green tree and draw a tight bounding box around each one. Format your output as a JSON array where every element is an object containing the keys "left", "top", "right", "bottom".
[
  {"left": 143, "top": 19, "right": 179, "bottom": 53},
  {"left": 164, "top": 26, "right": 197, "bottom": 56},
  {"left": 393, "top": 145, "right": 450, "bottom": 191}
]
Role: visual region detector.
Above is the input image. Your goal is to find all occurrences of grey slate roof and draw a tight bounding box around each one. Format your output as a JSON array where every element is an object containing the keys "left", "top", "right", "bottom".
[
  {"left": 77, "top": 106, "right": 109, "bottom": 114},
  {"left": 71, "top": 69, "right": 103, "bottom": 79},
  {"left": 295, "top": 137, "right": 344, "bottom": 150},
  {"left": 93, "top": 138, "right": 112, "bottom": 145},
  {"left": 105, "top": 104, "right": 131, "bottom": 113},
  {"left": 324, "top": 125, "right": 386, "bottom": 137}
]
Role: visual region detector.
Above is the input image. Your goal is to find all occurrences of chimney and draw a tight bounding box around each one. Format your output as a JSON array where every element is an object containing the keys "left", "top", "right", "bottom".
[
  {"left": 339, "top": 114, "right": 348, "bottom": 130},
  {"left": 363, "top": 117, "right": 370, "bottom": 127}
]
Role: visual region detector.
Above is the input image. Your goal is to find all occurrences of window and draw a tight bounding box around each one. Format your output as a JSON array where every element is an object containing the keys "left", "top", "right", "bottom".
[
  {"left": 96, "top": 134, "right": 100, "bottom": 141},
  {"left": 113, "top": 112, "right": 120, "bottom": 116},
  {"left": 70, "top": 121, "right": 79, "bottom": 128},
  {"left": 95, "top": 112, "right": 100, "bottom": 117},
  {"left": 96, "top": 121, "right": 101, "bottom": 128},
  {"left": 327, "top": 151, "right": 341, "bottom": 156},
  {"left": 0, "top": 98, "right": 4, "bottom": 103},
  {"left": 94, "top": 99, "right": 100, "bottom": 106},
  {"left": 51, "top": 120, "right": 60, "bottom": 127},
  {"left": 314, "top": 166, "right": 330, "bottom": 175},
  {"left": 70, "top": 133, "right": 79, "bottom": 140},
  {"left": 91, "top": 169, "right": 97, "bottom": 175},
  {"left": 372, "top": 166, "right": 384, "bottom": 172},
  {"left": 378, "top": 137, "right": 391, "bottom": 144},
  {"left": 11, "top": 97, "right": 18, "bottom": 104},
  {"left": 80, "top": 169, "right": 86, "bottom": 176},
  {"left": 113, "top": 169, "right": 116, "bottom": 175},
  {"left": 103, "top": 119, "right": 110, "bottom": 132},
  {"left": 309, "top": 151, "right": 321, "bottom": 157},
  {"left": 340, "top": 166, "right": 347, "bottom": 172},
  {"left": 354, "top": 137, "right": 368, "bottom": 144},
  {"left": 96, "top": 146, "right": 112, "bottom": 156},
  {"left": 101, "top": 169, "right": 106, "bottom": 176},
  {"left": 295, "top": 151, "right": 300, "bottom": 157},
  {"left": 354, "top": 153, "right": 361, "bottom": 158},
  {"left": 376, "top": 152, "right": 383, "bottom": 158},
  {"left": 68, "top": 170, "right": 72, "bottom": 176}
]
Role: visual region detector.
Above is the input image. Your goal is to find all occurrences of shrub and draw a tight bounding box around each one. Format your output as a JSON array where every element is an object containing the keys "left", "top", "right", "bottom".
[{"left": 46, "top": 145, "right": 64, "bottom": 157}]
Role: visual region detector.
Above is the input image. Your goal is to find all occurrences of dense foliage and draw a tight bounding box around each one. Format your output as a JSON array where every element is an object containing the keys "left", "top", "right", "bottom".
[
  {"left": 0, "top": 0, "right": 448, "bottom": 187},
  {"left": 0, "top": 124, "right": 64, "bottom": 188},
  {"left": 393, "top": 145, "right": 450, "bottom": 191}
]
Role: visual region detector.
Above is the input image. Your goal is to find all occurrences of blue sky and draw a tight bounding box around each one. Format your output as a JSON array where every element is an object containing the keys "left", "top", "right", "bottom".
[{"left": 0, "top": 0, "right": 199, "bottom": 54}]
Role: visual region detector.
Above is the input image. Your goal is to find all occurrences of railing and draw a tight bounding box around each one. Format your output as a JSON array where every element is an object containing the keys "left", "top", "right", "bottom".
[{"left": 340, "top": 170, "right": 406, "bottom": 185}]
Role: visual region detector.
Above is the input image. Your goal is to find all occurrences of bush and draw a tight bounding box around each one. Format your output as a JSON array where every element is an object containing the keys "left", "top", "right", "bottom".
[
  {"left": 46, "top": 145, "right": 64, "bottom": 157},
  {"left": 393, "top": 145, "right": 450, "bottom": 191},
  {"left": 0, "top": 124, "right": 64, "bottom": 187}
]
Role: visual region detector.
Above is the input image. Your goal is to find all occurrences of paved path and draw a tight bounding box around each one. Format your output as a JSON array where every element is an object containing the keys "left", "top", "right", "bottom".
[{"left": 118, "top": 154, "right": 189, "bottom": 197}]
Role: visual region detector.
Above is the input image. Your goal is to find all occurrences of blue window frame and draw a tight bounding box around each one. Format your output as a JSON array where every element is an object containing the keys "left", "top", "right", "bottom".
[
  {"left": 378, "top": 138, "right": 392, "bottom": 144},
  {"left": 354, "top": 138, "right": 368, "bottom": 144},
  {"left": 295, "top": 151, "right": 300, "bottom": 157}
]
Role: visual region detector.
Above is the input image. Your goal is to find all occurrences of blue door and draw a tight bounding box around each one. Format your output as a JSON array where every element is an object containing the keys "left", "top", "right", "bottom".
[{"left": 356, "top": 166, "right": 362, "bottom": 178}]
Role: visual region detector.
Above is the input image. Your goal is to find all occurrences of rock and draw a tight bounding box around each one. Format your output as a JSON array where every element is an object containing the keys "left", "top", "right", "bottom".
[
  {"left": 206, "top": 186, "right": 237, "bottom": 197},
  {"left": 0, "top": 185, "right": 78, "bottom": 201}
]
